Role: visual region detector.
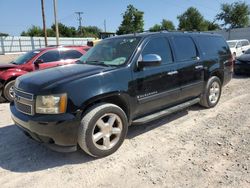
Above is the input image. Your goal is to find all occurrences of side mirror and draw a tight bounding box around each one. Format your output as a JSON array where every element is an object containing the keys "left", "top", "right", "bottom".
[
  {"left": 138, "top": 54, "right": 162, "bottom": 70},
  {"left": 34, "top": 59, "right": 44, "bottom": 65},
  {"left": 34, "top": 59, "right": 44, "bottom": 69}
]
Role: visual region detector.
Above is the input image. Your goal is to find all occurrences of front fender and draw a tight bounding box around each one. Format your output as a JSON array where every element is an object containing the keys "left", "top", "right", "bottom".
[{"left": 0, "top": 69, "right": 28, "bottom": 81}]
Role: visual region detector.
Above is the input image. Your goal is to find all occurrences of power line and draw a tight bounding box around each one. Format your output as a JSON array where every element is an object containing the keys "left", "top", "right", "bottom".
[{"left": 75, "top": 12, "right": 83, "bottom": 35}]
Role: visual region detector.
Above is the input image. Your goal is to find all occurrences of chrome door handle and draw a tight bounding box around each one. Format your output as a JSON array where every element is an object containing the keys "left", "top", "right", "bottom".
[
  {"left": 167, "top": 71, "right": 178, "bottom": 75},
  {"left": 195, "top": 65, "right": 203, "bottom": 70}
]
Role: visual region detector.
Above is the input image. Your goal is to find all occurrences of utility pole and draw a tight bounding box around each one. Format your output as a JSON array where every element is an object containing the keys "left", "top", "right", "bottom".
[
  {"left": 41, "top": 0, "right": 48, "bottom": 46},
  {"left": 53, "top": 0, "right": 59, "bottom": 45},
  {"left": 75, "top": 12, "right": 83, "bottom": 35},
  {"left": 104, "top": 19, "right": 107, "bottom": 32}
]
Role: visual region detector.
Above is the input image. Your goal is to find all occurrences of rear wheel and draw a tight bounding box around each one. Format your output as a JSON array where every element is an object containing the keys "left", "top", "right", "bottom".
[
  {"left": 78, "top": 103, "right": 128, "bottom": 158},
  {"left": 3, "top": 80, "right": 15, "bottom": 102},
  {"left": 200, "top": 76, "right": 222, "bottom": 108}
]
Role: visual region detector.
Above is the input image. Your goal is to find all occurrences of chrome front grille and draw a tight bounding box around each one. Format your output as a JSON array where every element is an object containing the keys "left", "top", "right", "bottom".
[{"left": 14, "top": 88, "right": 34, "bottom": 115}]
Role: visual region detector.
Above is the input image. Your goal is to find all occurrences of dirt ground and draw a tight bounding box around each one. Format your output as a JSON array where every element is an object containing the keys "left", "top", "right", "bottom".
[{"left": 0, "top": 76, "right": 250, "bottom": 188}]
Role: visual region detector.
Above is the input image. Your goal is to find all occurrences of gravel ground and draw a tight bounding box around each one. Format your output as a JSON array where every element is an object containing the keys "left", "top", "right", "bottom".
[
  {"left": 0, "top": 76, "right": 250, "bottom": 188},
  {"left": 0, "top": 54, "right": 21, "bottom": 64}
]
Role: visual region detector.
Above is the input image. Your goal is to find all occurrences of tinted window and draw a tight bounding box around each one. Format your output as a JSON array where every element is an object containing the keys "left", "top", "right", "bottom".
[
  {"left": 38, "top": 50, "right": 60, "bottom": 62},
  {"left": 242, "top": 40, "right": 249, "bottom": 46},
  {"left": 236, "top": 41, "right": 242, "bottom": 47},
  {"left": 12, "top": 50, "right": 40, "bottom": 65},
  {"left": 196, "top": 36, "right": 230, "bottom": 56},
  {"left": 79, "top": 37, "right": 141, "bottom": 66},
  {"left": 172, "top": 36, "right": 197, "bottom": 61},
  {"left": 142, "top": 37, "right": 172, "bottom": 64},
  {"left": 61, "top": 50, "right": 82, "bottom": 59}
]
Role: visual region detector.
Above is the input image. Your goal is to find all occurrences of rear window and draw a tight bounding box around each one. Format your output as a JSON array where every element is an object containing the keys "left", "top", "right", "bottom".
[
  {"left": 171, "top": 36, "right": 197, "bottom": 62},
  {"left": 196, "top": 36, "right": 230, "bottom": 56}
]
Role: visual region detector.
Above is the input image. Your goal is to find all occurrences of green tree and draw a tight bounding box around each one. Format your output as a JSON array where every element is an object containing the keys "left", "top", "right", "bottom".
[
  {"left": 21, "top": 25, "right": 43, "bottom": 37},
  {"left": 161, "top": 19, "right": 175, "bottom": 31},
  {"left": 204, "top": 21, "right": 221, "bottom": 31},
  {"left": 149, "top": 24, "right": 162, "bottom": 32},
  {"left": 51, "top": 23, "right": 77, "bottom": 37},
  {"left": 80, "top": 26, "right": 102, "bottom": 38},
  {"left": 0, "top": 32, "right": 9, "bottom": 37},
  {"left": 117, "top": 4, "right": 144, "bottom": 35},
  {"left": 216, "top": 1, "right": 250, "bottom": 28},
  {"left": 149, "top": 19, "right": 175, "bottom": 32},
  {"left": 177, "top": 7, "right": 207, "bottom": 31},
  {"left": 21, "top": 23, "right": 102, "bottom": 38}
]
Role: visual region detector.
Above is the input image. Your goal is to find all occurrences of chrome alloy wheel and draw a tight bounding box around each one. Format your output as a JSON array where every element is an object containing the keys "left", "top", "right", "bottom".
[
  {"left": 9, "top": 85, "right": 14, "bottom": 98},
  {"left": 92, "top": 113, "right": 123, "bottom": 150},
  {"left": 209, "top": 81, "right": 220, "bottom": 104}
]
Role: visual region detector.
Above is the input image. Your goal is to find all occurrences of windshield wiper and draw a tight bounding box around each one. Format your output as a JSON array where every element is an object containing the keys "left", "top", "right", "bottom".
[
  {"left": 85, "top": 60, "right": 111, "bottom": 67},
  {"left": 10, "top": 61, "right": 17, "bottom": 65}
]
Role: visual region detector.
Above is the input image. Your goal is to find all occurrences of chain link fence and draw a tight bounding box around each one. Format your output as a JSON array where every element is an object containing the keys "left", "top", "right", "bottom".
[{"left": 0, "top": 36, "right": 95, "bottom": 55}]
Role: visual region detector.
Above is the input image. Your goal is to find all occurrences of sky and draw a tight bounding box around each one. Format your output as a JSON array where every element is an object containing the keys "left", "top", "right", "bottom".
[{"left": 0, "top": 0, "right": 243, "bottom": 36}]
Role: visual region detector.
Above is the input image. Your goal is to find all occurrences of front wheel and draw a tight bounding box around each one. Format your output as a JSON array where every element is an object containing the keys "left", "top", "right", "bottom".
[
  {"left": 3, "top": 80, "right": 16, "bottom": 102},
  {"left": 200, "top": 76, "right": 222, "bottom": 108},
  {"left": 78, "top": 103, "right": 128, "bottom": 158}
]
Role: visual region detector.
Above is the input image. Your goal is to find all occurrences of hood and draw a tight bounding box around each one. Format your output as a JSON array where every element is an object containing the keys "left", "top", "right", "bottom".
[
  {"left": 237, "top": 54, "right": 250, "bottom": 62},
  {"left": 0, "top": 63, "right": 17, "bottom": 71},
  {"left": 16, "top": 64, "right": 111, "bottom": 92}
]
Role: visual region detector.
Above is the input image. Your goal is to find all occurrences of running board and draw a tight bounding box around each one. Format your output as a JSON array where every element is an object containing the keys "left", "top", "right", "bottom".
[{"left": 132, "top": 98, "right": 200, "bottom": 125}]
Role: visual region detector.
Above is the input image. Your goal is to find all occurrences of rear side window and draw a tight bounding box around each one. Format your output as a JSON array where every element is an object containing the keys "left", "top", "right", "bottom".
[
  {"left": 242, "top": 40, "right": 249, "bottom": 46},
  {"left": 171, "top": 36, "right": 197, "bottom": 61},
  {"left": 142, "top": 37, "right": 172, "bottom": 64},
  {"left": 196, "top": 36, "right": 230, "bottom": 56},
  {"left": 38, "top": 50, "right": 60, "bottom": 62},
  {"left": 60, "top": 50, "right": 82, "bottom": 59}
]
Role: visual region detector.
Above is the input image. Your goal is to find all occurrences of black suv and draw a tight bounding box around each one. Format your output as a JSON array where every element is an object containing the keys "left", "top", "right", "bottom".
[{"left": 10, "top": 32, "right": 233, "bottom": 157}]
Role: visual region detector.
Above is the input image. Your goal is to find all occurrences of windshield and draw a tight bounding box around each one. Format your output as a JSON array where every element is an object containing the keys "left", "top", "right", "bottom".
[
  {"left": 227, "top": 41, "right": 237, "bottom": 48},
  {"left": 11, "top": 50, "right": 40, "bottom": 65},
  {"left": 78, "top": 37, "right": 142, "bottom": 66}
]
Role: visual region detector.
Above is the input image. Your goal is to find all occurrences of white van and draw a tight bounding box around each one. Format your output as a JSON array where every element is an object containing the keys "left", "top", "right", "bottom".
[{"left": 227, "top": 39, "right": 250, "bottom": 57}]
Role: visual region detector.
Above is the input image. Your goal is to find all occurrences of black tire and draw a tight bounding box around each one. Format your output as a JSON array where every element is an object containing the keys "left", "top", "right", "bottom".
[
  {"left": 78, "top": 103, "right": 128, "bottom": 158},
  {"left": 3, "top": 80, "right": 15, "bottom": 102},
  {"left": 199, "top": 76, "right": 222, "bottom": 108}
]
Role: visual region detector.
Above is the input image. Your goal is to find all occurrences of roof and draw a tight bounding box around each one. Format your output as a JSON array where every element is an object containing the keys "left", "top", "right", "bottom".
[
  {"left": 107, "top": 31, "right": 222, "bottom": 40},
  {"left": 33, "top": 45, "right": 88, "bottom": 51},
  {"left": 227, "top": 39, "right": 249, "bottom": 42}
]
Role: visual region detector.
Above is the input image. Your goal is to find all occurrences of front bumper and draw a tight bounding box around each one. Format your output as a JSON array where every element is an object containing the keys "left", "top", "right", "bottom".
[{"left": 10, "top": 102, "right": 82, "bottom": 151}]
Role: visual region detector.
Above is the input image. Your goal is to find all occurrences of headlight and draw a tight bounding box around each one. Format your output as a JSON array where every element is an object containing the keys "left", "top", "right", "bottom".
[{"left": 36, "top": 93, "right": 67, "bottom": 114}]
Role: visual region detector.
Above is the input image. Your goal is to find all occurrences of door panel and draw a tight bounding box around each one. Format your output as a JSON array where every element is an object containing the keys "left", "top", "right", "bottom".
[
  {"left": 132, "top": 37, "right": 181, "bottom": 117},
  {"left": 35, "top": 50, "right": 62, "bottom": 70},
  {"left": 170, "top": 35, "right": 204, "bottom": 101}
]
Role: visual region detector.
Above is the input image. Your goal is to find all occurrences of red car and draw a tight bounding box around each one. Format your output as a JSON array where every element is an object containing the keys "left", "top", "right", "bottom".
[{"left": 0, "top": 45, "right": 90, "bottom": 102}]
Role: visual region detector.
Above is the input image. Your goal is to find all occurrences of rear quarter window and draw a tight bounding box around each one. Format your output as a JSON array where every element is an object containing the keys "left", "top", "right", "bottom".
[
  {"left": 242, "top": 40, "right": 250, "bottom": 46},
  {"left": 196, "top": 36, "right": 230, "bottom": 56}
]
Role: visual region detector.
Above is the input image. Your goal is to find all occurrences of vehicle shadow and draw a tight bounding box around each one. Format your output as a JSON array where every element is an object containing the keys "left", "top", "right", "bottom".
[
  {"left": 0, "top": 124, "right": 95, "bottom": 173},
  {"left": 233, "top": 74, "right": 250, "bottom": 79},
  {"left": 0, "top": 104, "right": 204, "bottom": 173}
]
